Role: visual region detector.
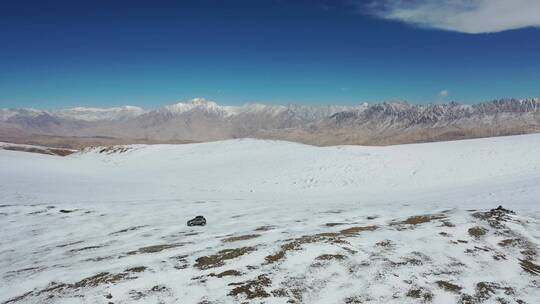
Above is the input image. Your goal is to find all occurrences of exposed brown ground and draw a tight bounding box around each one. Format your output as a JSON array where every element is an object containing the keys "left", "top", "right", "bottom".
[
  {"left": 2, "top": 123, "right": 540, "bottom": 150},
  {"left": 0, "top": 132, "right": 195, "bottom": 150}
]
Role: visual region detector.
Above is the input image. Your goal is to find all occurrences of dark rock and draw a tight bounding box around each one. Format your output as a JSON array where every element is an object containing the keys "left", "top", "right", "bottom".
[
  {"left": 472, "top": 206, "right": 516, "bottom": 230},
  {"left": 150, "top": 285, "right": 168, "bottom": 292},
  {"left": 492, "top": 205, "right": 514, "bottom": 214}
]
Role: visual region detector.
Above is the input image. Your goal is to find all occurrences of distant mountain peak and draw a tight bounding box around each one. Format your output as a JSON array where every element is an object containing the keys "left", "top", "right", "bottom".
[
  {"left": 162, "top": 98, "right": 232, "bottom": 116},
  {"left": 2, "top": 97, "right": 540, "bottom": 147}
]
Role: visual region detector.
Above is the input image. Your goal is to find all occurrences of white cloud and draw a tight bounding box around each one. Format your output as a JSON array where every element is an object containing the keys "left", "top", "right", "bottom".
[
  {"left": 366, "top": 0, "right": 540, "bottom": 33},
  {"left": 439, "top": 89, "right": 449, "bottom": 97}
]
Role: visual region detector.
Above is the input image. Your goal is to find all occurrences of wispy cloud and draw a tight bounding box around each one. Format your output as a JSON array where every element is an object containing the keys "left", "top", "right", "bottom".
[
  {"left": 365, "top": 0, "right": 540, "bottom": 34},
  {"left": 439, "top": 90, "right": 449, "bottom": 97}
]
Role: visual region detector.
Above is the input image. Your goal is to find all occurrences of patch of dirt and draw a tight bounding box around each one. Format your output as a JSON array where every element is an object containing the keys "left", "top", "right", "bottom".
[
  {"left": 129, "top": 290, "right": 146, "bottom": 300},
  {"left": 325, "top": 222, "right": 347, "bottom": 227},
  {"left": 195, "top": 247, "right": 256, "bottom": 270},
  {"left": 125, "top": 266, "right": 147, "bottom": 273},
  {"left": 1, "top": 145, "right": 75, "bottom": 156},
  {"left": 254, "top": 225, "right": 275, "bottom": 231},
  {"left": 127, "top": 243, "right": 185, "bottom": 255},
  {"left": 222, "top": 234, "right": 260, "bottom": 242},
  {"left": 391, "top": 257, "right": 423, "bottom": 267},
  {"left": 270, "top": 277, "right": 307, "bottom": 303},
  {"left": 127, "top": 285, "right": 170, "bottom": 300},
  {"left": 72, "top": 272, "right": 132, "bottom": 288},
  {"left": 84, "top": 256, "right": 115, "bottom": 262},
  {"left": 472, "top": 282, "right": 514, "bottom": 302},
  {"left": 441, "top": 220, "right": 456, "bottom": 227},
  {"left": 56, "top": 241, "right": 84, "bottom": 248},
  {"left": 425, "top": 259, "right": 466, "bottom": 276},
  {"left": 98, "top": 146, "right": 132, "bottom": 154},
  {"left": 150, "top": 285, "right": 169, "bottom": 292},
  {"left": 208, "top": 270, "right": 242, "bottom": 278},
  {"left": 519, "top": 259, "right": 540, "bottom": 275},
  {"left": 468, "top": 227, "right": 488, "bottom": 238},
  {"left": 265, "top": 226, "right": 376, "bottom": 264},
  {"left": 4, "top": 267, "right": 46, "bottom": 278},
  {"left": 3, "top": 291, "right": 33, "bottom": 304},
  {"left": 271, "top": 288, "right": 288, "bottom": 297},
  {"left": 344, "top": 295, "right": 368, "bottom": 303},
  {"left": 492, "top": 252, "right": 507, "bottom": 261},
  {"left": 337, "top": 225, "right": 378, "bottom": 236},
  {"left": 6, "top": 267, "right": 148, "bottom": 303},
  {"left": 497, "top": 237, "right": 537, "bottom": 259},
  {"left": 436, "top": 280, "right": 462, "bottom": 293},
  {"left": 390, "top": 251, "right": 430, "bottom": 268},
  {"left": 406, "top": 287, "right": 433, "bottom": 302},
  {"left": 375, "top": 239, "right": 394, "bottom": 248},
  {"left": 315, "top": 254, "right": 346, "bottom": 261},
  {"left": 265, "top": 241, "right": 300, "bottom": 264},
  {"left": 472, "top": 206, "right": 515, "bottom": 229},
  {"left": 312, "top": 254, "right": 346, "bottom": 267},
  {"left": 27, "top": 210, "right": 47, "bottom": 215},
  {"left": 322, "top": 210, "right": 343, "bottom": 214},
  {"left": 170, "top": 254, "right": 189, "bottom": 269},
  {"left": 110, "top": 225, "right": 147, "bottom": 235},
  {"left": 498, "top": 238, "right": 520, "bottom": 247},
  {"left": 228, "top": 275, "right": 271, "bottom": 299},
  {"left": 68, "top": 245, "right": 103, "bottom": 253},
  {"left": 393, "top": 214, "right": 447, "bottom": 227},
  {"left": 464, "top": 246, "right": 492, "bottom": 255}
]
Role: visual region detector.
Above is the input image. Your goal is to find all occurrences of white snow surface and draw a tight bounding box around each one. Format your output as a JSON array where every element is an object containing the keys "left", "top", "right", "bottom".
[{"left": 1, "top": 134, "right": 539, "bottom": 303}]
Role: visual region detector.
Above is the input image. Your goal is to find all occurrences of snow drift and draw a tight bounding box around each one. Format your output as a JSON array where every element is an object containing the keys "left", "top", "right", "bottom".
[{"left": 0, "top": 134, "right": 539, "bottom": 303}]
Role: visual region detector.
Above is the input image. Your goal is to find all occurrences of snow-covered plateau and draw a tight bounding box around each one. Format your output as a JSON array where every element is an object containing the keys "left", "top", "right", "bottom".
[{"left": 1, "top": 134, "right": 539, "bottom": 303}]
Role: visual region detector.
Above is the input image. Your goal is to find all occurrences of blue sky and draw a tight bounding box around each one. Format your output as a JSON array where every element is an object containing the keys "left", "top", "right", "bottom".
[{"left": 0, "top": 0, "right": 539, "bottom": 109}]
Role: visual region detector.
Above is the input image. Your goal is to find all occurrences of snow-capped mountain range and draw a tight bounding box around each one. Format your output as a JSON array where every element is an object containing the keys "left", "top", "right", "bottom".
[
  {"left": 0, "top": 105, "right": 146, "bottom": 122},
  {"left": 1, "top": 97, "right": 540, "bottom": 147},
  {"left": 0, "top": 98, "right": 363, "bottom": 121}
]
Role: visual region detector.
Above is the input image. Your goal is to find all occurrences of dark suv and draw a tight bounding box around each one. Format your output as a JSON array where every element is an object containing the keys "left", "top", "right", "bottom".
[{"left": 187, "top": 215, "right": 207, "bottom": 226}]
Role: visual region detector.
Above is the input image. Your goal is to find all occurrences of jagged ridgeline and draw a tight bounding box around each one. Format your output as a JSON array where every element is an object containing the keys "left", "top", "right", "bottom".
[{"left": 1, "top": 97, "right": 539, "bottom": 147}]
